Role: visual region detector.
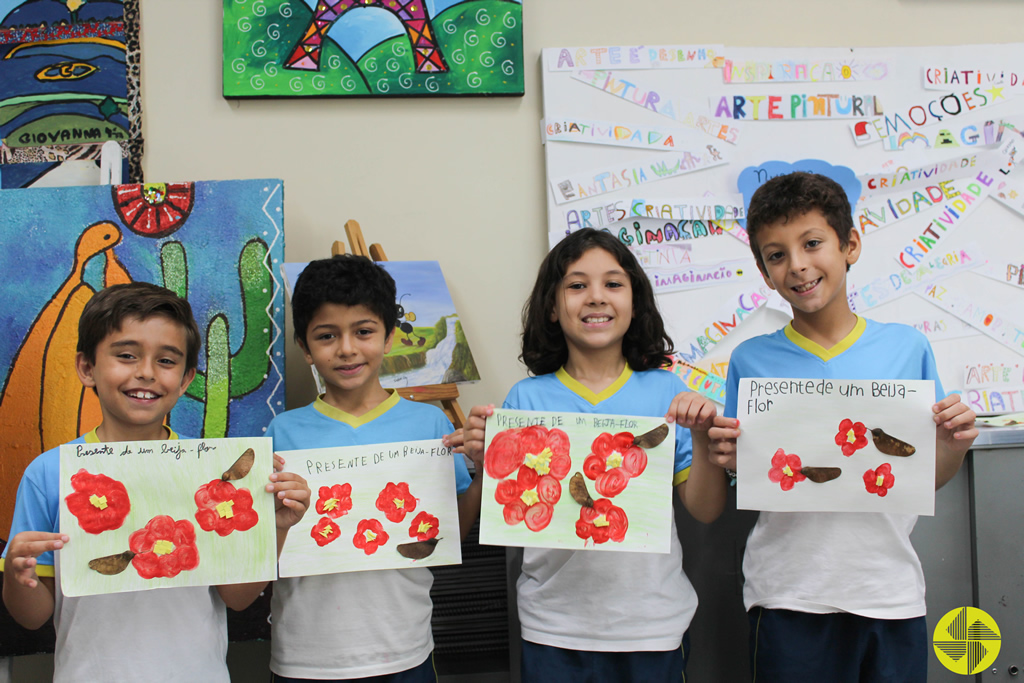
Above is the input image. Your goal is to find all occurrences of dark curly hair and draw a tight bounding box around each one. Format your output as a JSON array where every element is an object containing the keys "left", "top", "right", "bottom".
[
  {"left": 521, "top": 228, "right": 674, "bottom": 375},
  {"left": 78, "top": 282, "right": 202, "bottom": 372},
  {"left": 746, "top": 171, "right": 855, "bottom": 271},
  {"left": 292, "top": 255, "right": 398, "bottom": 348}
]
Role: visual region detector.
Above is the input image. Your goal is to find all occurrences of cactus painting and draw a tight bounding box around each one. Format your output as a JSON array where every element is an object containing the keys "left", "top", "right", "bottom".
[{"left": 0, "top": 179, "right": 286, "bottom": 542}]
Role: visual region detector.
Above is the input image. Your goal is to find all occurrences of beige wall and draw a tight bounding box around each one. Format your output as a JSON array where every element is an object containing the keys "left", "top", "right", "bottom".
[{"left": 141, "top": 0, "right": 1024, "bottom": 416}]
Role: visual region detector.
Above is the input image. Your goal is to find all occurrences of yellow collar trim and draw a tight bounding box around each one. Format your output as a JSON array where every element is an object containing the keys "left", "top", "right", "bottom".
[
  {"left": 783, "top": 316, "right": 866, "bottom": 362},
  {"left": 83, "top": 426, "right": 178, "bottom": 443},
  {"left": 314, "top": 390, "right": 399, "bottom": 427},
  {"left": 555, "top": 365, "right": 633, "bottom": 406}
]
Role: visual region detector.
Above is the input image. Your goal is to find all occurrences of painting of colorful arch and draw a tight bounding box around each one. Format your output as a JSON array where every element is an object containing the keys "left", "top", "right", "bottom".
[
  {"left": 0, "top": 178, "right": 286, "bottom": 541},
  {"left": 223, "top": 0, "right": 523, "bottom": 97}
]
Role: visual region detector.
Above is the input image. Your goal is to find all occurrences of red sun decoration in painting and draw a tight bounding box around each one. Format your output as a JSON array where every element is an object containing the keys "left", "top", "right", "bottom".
[{"left": 112, "top": 182, "right": 195, "bottom": 238}]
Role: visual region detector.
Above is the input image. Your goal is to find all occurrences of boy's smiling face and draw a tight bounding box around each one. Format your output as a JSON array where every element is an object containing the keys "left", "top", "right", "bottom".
[
  {"left": 756, "top": 209, "right": 861, "bottom": 320},
  {"left": 76, "top": 315, "right": 195, "bottom": 441},
  {"left": 301, "top": 302, "right": 393, "bottom": 409}
]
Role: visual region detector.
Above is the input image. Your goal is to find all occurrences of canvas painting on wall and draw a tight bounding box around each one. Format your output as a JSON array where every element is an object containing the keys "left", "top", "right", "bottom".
[
  {"left": 0, "top": 178, "right": 286, "bottom": 542},
  {"left": 736, "top": 378, "right": 937, "bottom": 515},
  {"left": 278, "top": 439, "right": 462, "bottom": 577},
  {"left": 59, "top": 437, "right": 277, "bottom": 597},
  {"left": 479, "top": 409, "right": 676, "bottom": 553},
  {"left": 282, "top": 260, "right": 480, "bottom": 389},
  {"left": 0, "top": 0, "right": 143, "bottom": 180},
  {"left": 223, "top": 0, "right": 523, "bottom": 97}
]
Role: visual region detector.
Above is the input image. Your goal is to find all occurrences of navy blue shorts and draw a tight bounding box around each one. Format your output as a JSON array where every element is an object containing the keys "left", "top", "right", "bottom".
[
  {"left": 272, "top": 653, "right": 436, "bottom": 683},
  {"left": 521, "top": 634, "right": 690, "bottom": 683},
  {"left": 748, "top": 607, "right": 927, "bottom": 683}
]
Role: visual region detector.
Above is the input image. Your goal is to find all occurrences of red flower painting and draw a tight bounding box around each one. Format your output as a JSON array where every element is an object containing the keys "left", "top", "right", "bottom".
[
  {"left": 129, "top": 515, "right": 200, "bottom": 579},
  {"left": 408, "top": 511, "right": 440, "bottom": 542},
  {"left": 835, "top": 418, "right": 869, "bottom": 456},
  {"left": 316, "top": 484, "right": 353, "bottom": 519},
  {"left": 375, "top": 482, "right": 417, "bottom": 523},
  {"left": 575, "top": 499, "right": 628, "bottom": 544},
  {"left": 485, "top": 426, "right": 571, "bottom": 480},
  {"left": 768, "top": 449, "right": 806, "bottom": 491},
  {"left": 353, "top": 518, "right": 389, "bottom": 555},
  {"left": 64, "top": 469, "right": 131, "bottom": 534},
  {"left": 863, "top": 463, "right": 896, "bottom": 497},
  {"left": 194, "top": 479, "right": 259, "bottom": 536},
  {"left": 582, "top": 432, "right": 648, "bottom": 497},
  {"left": 493, "top": 472, "right": 561, "bottom": 532},
  {"left": 311, "top": 517, "right": 341, "bottom": 547}
]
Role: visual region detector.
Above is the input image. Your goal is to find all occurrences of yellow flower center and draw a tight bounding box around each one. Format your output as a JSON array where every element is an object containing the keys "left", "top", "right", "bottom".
[
  {"left": 153, "top": 540, "right": 174, "bottom": 556},
  {"left": 417, "top": 520, "right": 434, "bottom": 534},
  {"left": 847, "top": 429, "right": 858, "bottom": 444},
  {"left": 89, "top": 494, "right": 108, "bottom": 510},
  {"left": 520, "top": 488, "right": 540, "bottom": 506},
  {"left": 593, "top": 514, "right": 610, "bottom": 528},
  {"left": 606, "top": 451, "right": 624, "bottom": 469},
  {"left": 319, "top": 525, "right": 334, "bottom": 538},
  {"left": 322, "top": 498, "right": 339, "bottom": 512},
  {"left": 393, "top": 497, "right": 405, "bottom": 509},
  {"left": 782, "top": 465, "right": 793, "bottom": 477},
  {"left": 216, "top": 500, "right": 235, "bottom": 519},
  {"left": 876, "top": 474, "right": 885, "bottom": 487},
  {"left": 524, "top": 447, "right": 553, "bottom": 475},
  {"left": 363, "top": 529, "right": 377, "bottom": 543}
]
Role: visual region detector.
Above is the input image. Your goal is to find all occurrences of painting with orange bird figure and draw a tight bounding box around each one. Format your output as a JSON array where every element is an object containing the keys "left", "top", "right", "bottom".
[{"left": 0, "top": 179, "right": 286, "bottom": 548}]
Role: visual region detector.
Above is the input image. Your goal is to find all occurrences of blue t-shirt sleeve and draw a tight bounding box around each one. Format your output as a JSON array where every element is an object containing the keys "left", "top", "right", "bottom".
[
  {"left": 673, "top": 423, "right": 693, "bottom": 478},
  {"left": 920, "top": 337, "right": 945, "bottom": 400},
  {"left": 724, "top": 352, "right": 742, "bottom": 419},
  {"left": 3, "top": 460, "right": 59, "bottom": 570}
]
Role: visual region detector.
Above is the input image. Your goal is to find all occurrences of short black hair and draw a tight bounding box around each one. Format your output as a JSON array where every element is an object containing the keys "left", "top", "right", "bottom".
[
  {"left": 78, "top": 282, "right": 201, "bottom": 372},
  {"left": 746, "top": 171, "right": 855, "bottom": 271},
  {"left": 521, "top": 228, "right": 674, "bottom": 375},
  {"left": 291, "top": 255, "right": 398, "bottom": 347}
]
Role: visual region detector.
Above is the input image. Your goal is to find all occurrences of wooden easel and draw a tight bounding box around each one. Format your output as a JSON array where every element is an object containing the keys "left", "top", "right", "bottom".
[{"left": 332, "top": 219, "right": 467, "bottom": 430}]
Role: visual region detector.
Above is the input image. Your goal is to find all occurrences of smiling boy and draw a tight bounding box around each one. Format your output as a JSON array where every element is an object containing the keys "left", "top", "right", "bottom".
[
  {"left": 266, "top": 255, "right": 482, "bottom": 682},
  {"left": 708, "top": 172, "right": 977, "bottom": 682},
  {"left": 2, "top": 282, "right": 309, "bottom": 682}
]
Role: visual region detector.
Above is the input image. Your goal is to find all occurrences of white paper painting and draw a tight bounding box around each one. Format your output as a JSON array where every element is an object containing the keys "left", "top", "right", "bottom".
[{"left": 736, "top": 378, "right": 936, "bottom": 515}]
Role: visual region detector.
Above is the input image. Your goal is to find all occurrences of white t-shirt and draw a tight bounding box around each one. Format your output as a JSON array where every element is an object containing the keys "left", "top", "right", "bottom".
[
  {"left": 742, "top": 511, "right": 926, "bottom": 618},
  {"left": 54, "top": 556, "right": 229, "bottom": 683}
]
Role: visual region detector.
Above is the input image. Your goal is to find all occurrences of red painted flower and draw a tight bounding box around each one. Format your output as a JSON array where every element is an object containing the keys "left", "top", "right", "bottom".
[
  {"left": 375, "top": 482, "right": 417, "bottom": 523},
  {"left": 311, "top": 517, "right": 341, "bottom": 547},
  {"left": 194, "top": 479, "right": 259, "bottom": 536},
  {"left": 575, "top": 499, "right": 628, "bottom": 544},
  {"left": 316, "top": 484, "right": 353, "bottom": 519},
  {"left": 112, "top": 182, "right": 195, "bottom": 238},
  {"left": 583, "top": 432, "right": 648, "bottom": 497},
  {"left": 768, "top": 449, "right": 806, "bottom": 491},
  {"left": 863, "top": 463, "right": 896, "bottom": 497},
  {"left": 64, "top": 469, "right": 131, "bottom": 534},
  {"left": 353, "top": 518, "right": 389, "bottom": 555},
  {"left": 493, "top": 472, "right": 560, "bottom": 532},
  {"left": 408, "top": 511, "right": 440, "bottom": 541},
  {"left": 485, "top": 426, "right": 571, "bottom": 480},
  {"left": 129, "top": 515, "right": 200, "bottom": 579},
  {"left": 835, "top": 418, "right": 869, "bottom": 456}
]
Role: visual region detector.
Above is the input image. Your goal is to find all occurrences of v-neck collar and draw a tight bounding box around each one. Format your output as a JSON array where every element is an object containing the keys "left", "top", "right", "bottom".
[
  {"left": 314, "top": 389, "right": 400, "bottom": 427},
  {"left": 555, "top": 365, "right": 632, "bottom": 406},
  {"left": 783, "top": 316, "right": 866, "bottom": 362}
]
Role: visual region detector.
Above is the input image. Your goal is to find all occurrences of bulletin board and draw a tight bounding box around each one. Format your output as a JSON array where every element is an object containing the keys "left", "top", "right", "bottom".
[{"left": 541, "top": 43, "right": 1024, "bottom": 412}]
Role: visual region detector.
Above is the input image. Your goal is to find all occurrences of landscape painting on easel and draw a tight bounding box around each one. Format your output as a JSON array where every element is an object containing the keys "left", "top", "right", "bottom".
[
  {"left": 283, "top": 260, "right": 481, "bottom": 389},
  {"left": 223, "top": 0, "right": 523, "bottom": 97},
  {"left": 0, "top": 179, "right": 286, "bottom": 544}
]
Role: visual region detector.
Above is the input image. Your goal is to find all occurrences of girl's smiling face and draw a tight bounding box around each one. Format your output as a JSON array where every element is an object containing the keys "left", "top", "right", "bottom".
[{"left": 551, "top": 247, "right": 634, "bottom": 361}]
